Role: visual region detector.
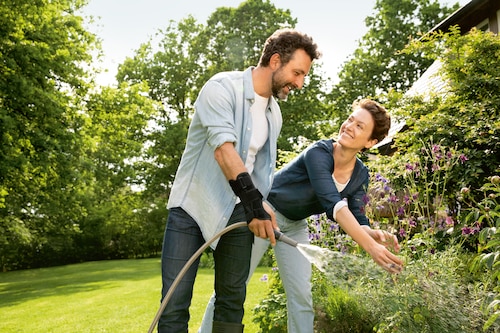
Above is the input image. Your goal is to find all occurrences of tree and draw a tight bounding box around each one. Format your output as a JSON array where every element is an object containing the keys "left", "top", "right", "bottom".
[
  {"left": 0, "top": 0, "right": 98, "bottom": 270},
  {"left": 329, "top": 0, "right": 459, "bottom": 116},
  {"left": 115, "top": 0, "right": 330, "bottom": 201},
  {"left": 75, "top": 82, "right": 159, "bottom": 260}
]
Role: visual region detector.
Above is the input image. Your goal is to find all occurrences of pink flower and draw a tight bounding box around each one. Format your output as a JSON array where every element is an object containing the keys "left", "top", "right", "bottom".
[{"left": 445, "top": 216, "right": 454, "bottom": 226}]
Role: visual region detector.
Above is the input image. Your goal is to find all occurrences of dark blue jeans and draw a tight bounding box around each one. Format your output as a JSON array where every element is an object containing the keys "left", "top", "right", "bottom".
[{"left": 158, "top": 205, "right": 252, "bottom": 332}]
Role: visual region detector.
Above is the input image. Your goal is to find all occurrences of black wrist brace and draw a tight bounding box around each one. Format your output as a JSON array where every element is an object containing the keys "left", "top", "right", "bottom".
[{"left": 229, "top": 172, "right": 271, "bottom": 223}]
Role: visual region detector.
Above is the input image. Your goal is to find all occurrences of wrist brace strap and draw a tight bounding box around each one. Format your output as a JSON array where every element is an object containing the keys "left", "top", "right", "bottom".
[{"left": 229, "top": 172, "right": 271, "bottom": 223}]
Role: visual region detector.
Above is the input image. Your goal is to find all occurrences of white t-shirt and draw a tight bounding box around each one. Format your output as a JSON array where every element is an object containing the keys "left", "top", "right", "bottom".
[
  {"left": 332, "top": 175, "right": 349, "bottom": 220},
  {"left": 245, "top": 94, "right": 269, "bottom": 174}
]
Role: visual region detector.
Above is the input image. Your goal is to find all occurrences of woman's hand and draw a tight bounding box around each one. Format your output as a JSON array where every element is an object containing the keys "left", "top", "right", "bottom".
[
  {"left": 362, "top": 226, "right": 403, "bottom": 274},
  {"left": 369, "top": 229, "right": 401, "bottom": 253}
]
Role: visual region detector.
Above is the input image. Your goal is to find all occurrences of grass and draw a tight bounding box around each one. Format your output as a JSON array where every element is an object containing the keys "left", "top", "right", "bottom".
[{"left": 0, "top": 258, "right": 271, "bottom": 332}]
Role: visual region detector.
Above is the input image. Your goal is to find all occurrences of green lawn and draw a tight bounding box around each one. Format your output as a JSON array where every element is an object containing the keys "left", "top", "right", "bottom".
[{"left": 0, "top": 258, "right": 271, "bottom": 332}]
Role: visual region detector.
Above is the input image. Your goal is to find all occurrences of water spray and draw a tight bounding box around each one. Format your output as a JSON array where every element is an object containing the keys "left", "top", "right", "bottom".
[{"left": 148, "top": 223, "right": 298, "bottom": 333}]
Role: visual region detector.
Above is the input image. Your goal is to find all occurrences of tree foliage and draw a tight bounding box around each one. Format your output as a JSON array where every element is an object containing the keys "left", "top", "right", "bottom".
[
  {"left": 115, "top": 0, "right": 329, "bottom": 200},
  {"left": 329, "top": 0, "right": 459, "bottom": 116},
  {"left": 0, "top": 0, "right": 97, "bottom": 270},
  {"left": 373, "top": 27, "right": 500, "bottom": 216}
]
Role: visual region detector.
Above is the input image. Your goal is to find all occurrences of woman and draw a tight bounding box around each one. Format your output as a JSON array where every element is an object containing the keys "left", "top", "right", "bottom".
[{"left": 200, "top": 99, "right": 403, "bottom": 333}]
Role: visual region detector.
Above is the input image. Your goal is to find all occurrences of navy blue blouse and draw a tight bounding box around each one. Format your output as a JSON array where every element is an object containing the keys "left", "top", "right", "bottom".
[{"left": 267, "top": 139, "right": 370, "bottom": 226}]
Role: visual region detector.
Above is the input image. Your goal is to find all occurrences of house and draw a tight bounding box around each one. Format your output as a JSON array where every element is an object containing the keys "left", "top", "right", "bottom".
[
  {"left": 373, "top": 0, "right": 499, "bottom": 153},
  {"left": 429, "top": 0, "right": 499, "bottom": 35}
]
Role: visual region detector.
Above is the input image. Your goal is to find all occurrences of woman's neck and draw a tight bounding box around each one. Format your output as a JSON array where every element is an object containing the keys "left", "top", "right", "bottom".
[{"left": 333, "top": 142, "right": 357, "bottom": 182}]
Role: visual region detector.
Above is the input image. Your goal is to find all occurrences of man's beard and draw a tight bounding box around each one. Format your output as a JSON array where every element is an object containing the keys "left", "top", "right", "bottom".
[{"left": 271, "top": 69, "right": 290, "bottom": 101}]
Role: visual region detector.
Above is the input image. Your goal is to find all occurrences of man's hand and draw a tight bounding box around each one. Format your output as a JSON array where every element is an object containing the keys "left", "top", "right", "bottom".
[{"left": 248, "top": 202, "right": 278, "bottom": 246}]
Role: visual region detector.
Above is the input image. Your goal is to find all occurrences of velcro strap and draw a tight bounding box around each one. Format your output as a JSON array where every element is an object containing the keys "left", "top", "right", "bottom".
[{"left": 229, "top": 172, "right": 254, "bottom": 195}]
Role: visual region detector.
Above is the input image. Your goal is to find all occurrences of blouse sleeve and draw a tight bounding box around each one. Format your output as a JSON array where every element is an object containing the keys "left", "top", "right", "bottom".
[{"left": 302, "top": 143, "right": 342, "bottom": 221}]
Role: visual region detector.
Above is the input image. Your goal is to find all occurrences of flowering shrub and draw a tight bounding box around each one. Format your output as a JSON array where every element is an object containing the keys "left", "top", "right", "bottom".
[
  {"left": 366, "top": 139, "right": 472, "bottom": 253},
  {"left": 308, "top": 213, "right": 358, "bottom": 254},
  {"left": 254, "top": 142, "right": 499, "bottom": 332}
]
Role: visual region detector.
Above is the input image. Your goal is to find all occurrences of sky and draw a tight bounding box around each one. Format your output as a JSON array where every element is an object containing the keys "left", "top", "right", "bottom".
[{"left": 80, "top": 0, "right": 468, "bottom": 86}]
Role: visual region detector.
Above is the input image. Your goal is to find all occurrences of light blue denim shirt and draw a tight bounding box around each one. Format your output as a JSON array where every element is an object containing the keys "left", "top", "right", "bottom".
[{"left": 167, "top": 67, "right": 282, "bottom": 246}]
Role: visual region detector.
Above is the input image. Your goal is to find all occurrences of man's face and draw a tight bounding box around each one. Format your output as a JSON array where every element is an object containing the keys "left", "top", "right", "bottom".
[{"left": 271, "top": 49, "right": 312, "bottom": 100}]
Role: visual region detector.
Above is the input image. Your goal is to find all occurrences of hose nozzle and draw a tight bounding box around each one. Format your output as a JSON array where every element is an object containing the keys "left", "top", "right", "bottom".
[{"left": 273, "top": 230, "right": 298, "bottom": 247}]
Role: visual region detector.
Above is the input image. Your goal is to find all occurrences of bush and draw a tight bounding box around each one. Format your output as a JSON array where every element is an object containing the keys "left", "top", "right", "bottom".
[
  {"left": 312, "top": 245, "right": 494, "bottom": 332},
  {"left": 252, "top": 267, "right": 288, "bottom": 332},
  {"left": 313, "top": 273, "right": 376, "bottom": 333}
]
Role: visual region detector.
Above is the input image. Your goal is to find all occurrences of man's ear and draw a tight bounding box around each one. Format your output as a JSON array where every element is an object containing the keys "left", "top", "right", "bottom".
[{"left": 269, "top": 53, "right": 281, "bottom": 70}]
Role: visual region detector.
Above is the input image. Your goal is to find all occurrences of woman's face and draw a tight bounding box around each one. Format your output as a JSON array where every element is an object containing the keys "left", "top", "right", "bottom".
[{"left": 338, "top": 107, "right": 378, "bottom": 151}]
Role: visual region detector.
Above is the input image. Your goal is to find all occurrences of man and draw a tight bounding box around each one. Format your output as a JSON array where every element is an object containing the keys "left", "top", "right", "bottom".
[{"left": 159, "top": 28, "right": 321, "bottom": 332}]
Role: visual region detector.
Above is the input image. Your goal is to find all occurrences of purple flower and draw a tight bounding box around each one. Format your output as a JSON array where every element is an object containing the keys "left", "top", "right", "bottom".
[
  {"left": 461, "top": 226, "right": 472, "bottom": 235},
  {"left": 260, "top": 274, "right": 268, "bottom": 282},
  {"left": 375, "top": 173, "right": 388, "bottom": 183},
  {"left": 399, "top": 228, "right": 407, "bottom": 238},
  {"left": 459, "top": 154, "right": 468, "bottom": 163},
  {"left": 362, "top": 194, "right": 370, "bottom": 204},
  {"left": 311, "top": 214, "right": 321, "bottom": 222},
  {"left": 472, "top": 221, "right": 481, "bottom": 234},
  {"left": 329, "top": 223, "right": 339, "bottom": 232},
  {"left": 397, "top": 206, "right": 405, "bottom": 216},
  {"left": 389, "top": 195, "right": 399, "bottom": 203}
]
